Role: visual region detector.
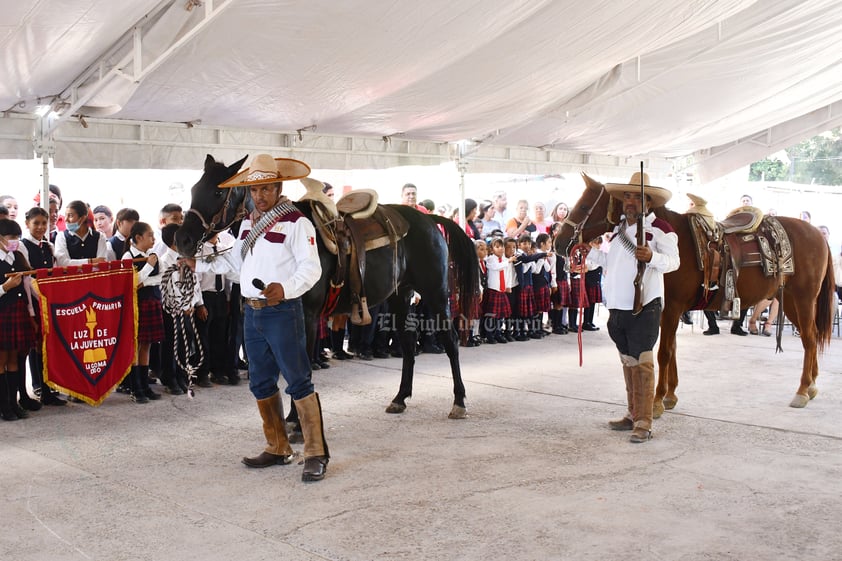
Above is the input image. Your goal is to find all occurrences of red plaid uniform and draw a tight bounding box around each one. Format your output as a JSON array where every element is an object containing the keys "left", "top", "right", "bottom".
[
  {"left": 533, "top": 285, "right": 552, "bottom": 313},
  {"left": 518, "top": 285, "right": 535, "bottom": 318},
  {"left": 570, "top": 277, "right": 602, "bottom": 308},
  {"left": 483, "top": 288, "right": 511, "bottom": 319},
  {"left": 0, "top": 299, "right": 37, "bottom": 351},
  {"left": 137, "top": 297, "right": 165, "bottom": 344}
]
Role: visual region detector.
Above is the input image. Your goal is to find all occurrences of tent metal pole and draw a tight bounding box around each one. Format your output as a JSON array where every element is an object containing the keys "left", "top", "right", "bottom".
[{"left": 41, "top": 152, "right": 50, "bottom": 212}]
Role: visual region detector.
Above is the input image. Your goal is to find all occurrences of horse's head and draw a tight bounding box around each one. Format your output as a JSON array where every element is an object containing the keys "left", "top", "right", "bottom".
[
  {"left": 175, "top": 154, "right": 249, "bottom": 257},
  {"left": 554, "top": 173, "right": 620, "bottom": 256}
]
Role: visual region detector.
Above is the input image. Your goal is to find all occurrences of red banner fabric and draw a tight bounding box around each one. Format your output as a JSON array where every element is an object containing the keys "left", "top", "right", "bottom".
[{"left": 34, "top": 262, "right": 138, "bottom": 406}]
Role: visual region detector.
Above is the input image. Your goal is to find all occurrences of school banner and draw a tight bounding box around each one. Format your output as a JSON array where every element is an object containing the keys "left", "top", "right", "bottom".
[{"left": 34, "top": 263, "right": 138, "bottom": 406}]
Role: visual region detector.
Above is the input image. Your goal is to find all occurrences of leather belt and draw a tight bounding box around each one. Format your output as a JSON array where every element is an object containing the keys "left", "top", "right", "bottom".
[{"left": 244, "top": 298, "right": 280, "bottom": 309}]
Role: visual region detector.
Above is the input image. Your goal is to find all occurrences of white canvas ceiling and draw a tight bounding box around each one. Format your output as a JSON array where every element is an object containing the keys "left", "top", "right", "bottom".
[{"left": 1, "top": 0, "right": 842, "bottom": 182}]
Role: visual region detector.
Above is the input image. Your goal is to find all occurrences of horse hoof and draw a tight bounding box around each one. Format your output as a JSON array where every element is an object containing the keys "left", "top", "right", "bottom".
[
  {"left": 448, "top": 405, "right": 467, "bottom": 419},
  {"left": 789, "top": 394, "right": 810, "bottom": 408},
  {"left": 662, "top": 396, "right": 678, "bottom": 410},
  {"left": 652, "top": 401, "right": 665, "bottom": 419},
  {"left": 385, "top": 402, "right": 406, "bottom": 414},
  {"left": 807, "top": 384, "right": 818, "bottom": 400}
]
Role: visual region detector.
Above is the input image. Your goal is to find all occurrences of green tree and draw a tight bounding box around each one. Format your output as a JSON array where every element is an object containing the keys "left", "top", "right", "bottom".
[
  {"left": 786, "top": 127, "right": 842, "bottom": 185},
  {"left": 750, "top": 127, "right": 842, "bottom": 185},
  {"left": 748, "top": 158, "right": 787, "bottom": 181}
]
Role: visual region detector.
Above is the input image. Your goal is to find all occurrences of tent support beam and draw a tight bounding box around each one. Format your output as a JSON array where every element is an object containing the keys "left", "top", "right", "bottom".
[{"left": 46, "top": 0, "right": 234, "bottom": 136}]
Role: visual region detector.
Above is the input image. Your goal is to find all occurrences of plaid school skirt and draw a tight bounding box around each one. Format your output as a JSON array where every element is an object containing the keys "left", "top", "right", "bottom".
[
  {"left": 551, "top": 280, "right": 571, "bottom": 308},
  {"left": 138, "top": 297, "right": 165, "bottom": 344},
  {"left": 483, "top": 289, "right": 511, "bottom": 319},
  {"left": 570, "top": 278, "right": 603, "bottom": 308},
  {"left": 518, "top": 285, "right": 535, "bottom": 318},
  {"left": 533, "top": 285, "right": 552, "bottom": 313},
  {"left": 0, "top": 298, "right": 37, "bottom": 351}
]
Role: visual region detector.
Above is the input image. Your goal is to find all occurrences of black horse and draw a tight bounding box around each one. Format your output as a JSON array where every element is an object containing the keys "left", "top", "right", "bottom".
[{"left": 175, "top": 155, "right": 479, "bottom": 418}]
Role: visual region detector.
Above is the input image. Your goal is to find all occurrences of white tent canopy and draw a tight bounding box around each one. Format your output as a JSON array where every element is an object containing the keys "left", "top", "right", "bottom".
[{"left": 2, "top": 0, "right": 842, "bottom": 182}]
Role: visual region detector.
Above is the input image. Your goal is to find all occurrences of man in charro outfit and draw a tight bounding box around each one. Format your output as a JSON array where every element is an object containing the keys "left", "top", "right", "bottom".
[
  {"left": 192, "top": 154, "right": 329, "bottom": 481},
  {"left": 586, "top": 172, "right": 679, "bottom": 443}
]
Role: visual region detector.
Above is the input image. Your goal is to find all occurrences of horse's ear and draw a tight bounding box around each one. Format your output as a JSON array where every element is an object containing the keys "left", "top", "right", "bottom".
[
  {"left": 227, "top": 155, "right": 248, "bottom": 178},
  {"left": 204, "top": 154, "right": 217, "bottom": 171},
  {"left": 581, "top": 172, "right": 604, "bottom": 190}
]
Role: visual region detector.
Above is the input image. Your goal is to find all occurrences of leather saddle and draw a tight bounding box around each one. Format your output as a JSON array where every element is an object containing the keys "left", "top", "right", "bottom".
[
  {"left": 686, "top": 207, "right": 793, "bottom": 317},
  {"left": 301, "top": 186, "right": 409, "bottom": 325}
]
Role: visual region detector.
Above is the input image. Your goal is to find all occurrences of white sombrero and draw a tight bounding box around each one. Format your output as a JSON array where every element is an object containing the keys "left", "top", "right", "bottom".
[
  {"left": 219, "top": 153, "right": 310, "bottom": 188},
  {"left": 604, "top": 172, "right": 672, "bottom": 209}
]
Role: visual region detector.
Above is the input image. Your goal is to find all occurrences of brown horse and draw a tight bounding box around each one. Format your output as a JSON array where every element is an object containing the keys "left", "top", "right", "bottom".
[{"left": 555, "top": 174, "right": 835, "bottom": 413}]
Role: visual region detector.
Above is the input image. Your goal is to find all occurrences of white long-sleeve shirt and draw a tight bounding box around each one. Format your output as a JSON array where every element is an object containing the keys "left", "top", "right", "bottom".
[
  {"left": 485, "top": 254, "right": 512, "bottom": 292},
  {"left": 197, "top": 206, "right": 321, "bottom": 300},
  {"left": 586, "top": 213, "right": 680, "bottom": 310},
  {"left": 54, "top": 229, "right": 108, "bottom": 266},
  {"left": 123, "top": 248, "right": 162, "bottom": 288}
]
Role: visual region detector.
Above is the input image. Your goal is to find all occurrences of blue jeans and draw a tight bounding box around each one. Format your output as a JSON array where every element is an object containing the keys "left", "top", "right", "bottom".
[{"left": 244, "top": 298, "right": 313, "bottom": 400}]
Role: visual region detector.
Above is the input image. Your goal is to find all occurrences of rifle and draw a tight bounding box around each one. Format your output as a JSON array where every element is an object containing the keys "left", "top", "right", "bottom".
[{"left": 632, "top": 161, "right": 645, "bottom": 315}]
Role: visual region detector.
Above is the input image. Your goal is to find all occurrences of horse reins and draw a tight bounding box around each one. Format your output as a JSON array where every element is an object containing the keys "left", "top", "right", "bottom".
[
  {"left": 561, "top": 182, "right": 618, "bottom": 367},
  {"left": 161, "top": 261, "right": 205, "bottom": 398}
]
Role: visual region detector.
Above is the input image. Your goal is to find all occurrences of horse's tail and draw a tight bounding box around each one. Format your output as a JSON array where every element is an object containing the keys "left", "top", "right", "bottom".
[
  {"left": 429, "top": 215, "right": 479, "bottom": 323},
  {"left": 815, "top": 244, "right": 836, "bottom": 352}
]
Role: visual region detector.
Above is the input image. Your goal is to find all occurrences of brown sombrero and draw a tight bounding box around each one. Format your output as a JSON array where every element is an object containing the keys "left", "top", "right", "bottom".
[
  {"left": 605, "top": 171, "right": 672, "bottom": 209},
  {"left": 219, "top": 153, "right": 310, "bottom": 188}
]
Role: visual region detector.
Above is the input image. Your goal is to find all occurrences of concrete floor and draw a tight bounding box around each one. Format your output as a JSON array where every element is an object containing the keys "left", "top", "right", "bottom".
[{"left": 2, "top": 313, "right": 841, "bottom": 561}]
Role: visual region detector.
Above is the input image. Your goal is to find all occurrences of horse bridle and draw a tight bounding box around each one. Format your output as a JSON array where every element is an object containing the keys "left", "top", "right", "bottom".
[
  {"left": 186, "top": 185, "right": 247, "bottom": 243},
  {"left": 560, "top": 183, "right": 617, "bottom": 255}
]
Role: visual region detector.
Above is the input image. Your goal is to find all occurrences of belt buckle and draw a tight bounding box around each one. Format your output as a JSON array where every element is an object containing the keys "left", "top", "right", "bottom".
[{"left": 247, "top": 298, "right": 267, "bottom": 309}]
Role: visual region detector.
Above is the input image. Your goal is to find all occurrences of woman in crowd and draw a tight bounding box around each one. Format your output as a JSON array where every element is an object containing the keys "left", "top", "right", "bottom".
[
  {"left": 551, "top": 202, "right": 569, "bottom": 224},
  {"left": 505, "top": 199, "right": 536, "bottom": 238},
  {"left": 533, "top": 202, "right": 553, "bottom": 234}
]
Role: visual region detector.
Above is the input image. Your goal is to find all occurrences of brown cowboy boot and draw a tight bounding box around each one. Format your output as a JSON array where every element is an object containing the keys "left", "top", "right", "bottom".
[
  {"left": 242, "top": 392, "right": 294, "bottom": 468},
  {"left": 608, "top": 355, "right": 636, "bottom": 431},
  {"left": 294, "top": 392, "right": 330, "bottom": 482},
  {"left": 630, "top": 351, "right": 656, "bottom": 443}
]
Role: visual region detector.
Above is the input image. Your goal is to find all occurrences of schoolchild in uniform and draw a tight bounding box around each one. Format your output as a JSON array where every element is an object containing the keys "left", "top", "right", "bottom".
[
  {"left": 106, "top": 208, "right": 139, "bottom": 262},
  {"left": 531, "top": 233, "right": 554, "bottom": 337},
  {"left": 502, "top": 238, "right": 519, "bottom": 341},
  {"left": 514, "top": 234, "right": 535, "bottom": 341},
  {"left": 54, "top": 200, "right": 108, "bottom": 267},
  {"left": 469, "top": 239, "right": 488, "bottom": 346},
  {"left": 0, "top": 219, "right": 38, "bottom": 421},
  {"left": 484, "top": 238, "right": 514, "bottom": 344},
  {"left": 157, "top": 223, "right": 201, "bottom": 395},
  {"left": 549, "top": 223, "right": 570, "bottom": 334},
  {"left": 19, "top": 207, "right": 66, "bottom": 406},
  {"left": 123, "top": 222, "right": 164, "bottom": 403}
]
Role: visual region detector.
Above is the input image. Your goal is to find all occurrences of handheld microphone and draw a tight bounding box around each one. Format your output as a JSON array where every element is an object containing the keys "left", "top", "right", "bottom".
[{"left": 252, "top": 278, "right": 266, "bottom": 291}]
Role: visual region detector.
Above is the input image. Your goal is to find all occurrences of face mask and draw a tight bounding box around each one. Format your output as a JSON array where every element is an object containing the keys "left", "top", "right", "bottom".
[
  {"left": 4, "top": 240, "right": 19, "bottom": 252},
  {"left": 66, "top": 222, "right": 81, "bottom": 233}
]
